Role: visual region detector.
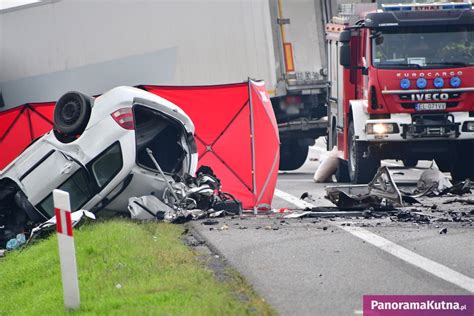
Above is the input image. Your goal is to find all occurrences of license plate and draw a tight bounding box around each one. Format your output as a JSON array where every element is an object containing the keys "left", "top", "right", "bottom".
[{"left": 415, "top": 103, "right": 446, "bottom": 111}]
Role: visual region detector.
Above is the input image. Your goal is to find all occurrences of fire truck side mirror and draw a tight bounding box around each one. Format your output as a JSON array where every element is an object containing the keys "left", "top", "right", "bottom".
[
  {"left": 339, "top": 30, "right": 352, "bottom": 68},
  {"left": 340, "top": 43, "right": 351, "bottom": 67}
]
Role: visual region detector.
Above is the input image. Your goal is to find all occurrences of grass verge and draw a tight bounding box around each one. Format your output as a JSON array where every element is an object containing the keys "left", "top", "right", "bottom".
[{"left": 0, "top": 219, "right": 274, "bottom": 316}]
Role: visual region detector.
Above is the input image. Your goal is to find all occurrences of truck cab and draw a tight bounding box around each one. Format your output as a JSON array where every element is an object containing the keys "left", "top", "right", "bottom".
[{"left": 327, "top": 2, "right": 474, "bottom": 183}]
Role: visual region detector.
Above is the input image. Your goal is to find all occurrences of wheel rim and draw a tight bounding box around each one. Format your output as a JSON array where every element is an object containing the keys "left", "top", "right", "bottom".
[
  {"left": 349, "top": 134, "right": 356, "bottom": 173},
  {"left": 60, "top": 100, "right": 81, "bottom": 125}
]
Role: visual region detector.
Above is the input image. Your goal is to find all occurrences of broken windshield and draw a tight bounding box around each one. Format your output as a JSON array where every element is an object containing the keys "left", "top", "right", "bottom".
[{"left": 372, "top": 25, "right": 474, "bottom": 69}]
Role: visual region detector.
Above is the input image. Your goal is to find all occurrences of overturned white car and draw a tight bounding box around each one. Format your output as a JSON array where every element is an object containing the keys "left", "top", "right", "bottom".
[{"left": 0, "top": 86, "right": 197, "bottom": 246}]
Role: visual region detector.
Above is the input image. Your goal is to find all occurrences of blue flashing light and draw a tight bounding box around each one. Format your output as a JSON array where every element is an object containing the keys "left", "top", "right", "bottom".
[
  {"left": 382, "top": 2, "right": 472, "bottom": 12},
  {"left": 416, "top": 78, "right": 427, "bottom": 89},
  {"left": 400, "top": 78, "right": 410, "bottom": 89},
  {"left": 450, "top": 76, "right": 461, "bottom": 88},
  {"left": 433, "top": 77, "right": 444, "bottom": 89}
]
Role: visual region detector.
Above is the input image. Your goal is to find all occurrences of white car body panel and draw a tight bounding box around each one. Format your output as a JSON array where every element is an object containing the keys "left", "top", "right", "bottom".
[{"left": 0, "top": 86, "right": 198, "bottom": 216}]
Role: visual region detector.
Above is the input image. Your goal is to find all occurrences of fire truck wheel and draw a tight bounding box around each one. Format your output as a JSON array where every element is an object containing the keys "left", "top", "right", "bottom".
[
  {"left": 402, "top": 159, "right": 418, "bottom": 168},
  {"left": 348, "top": 121, "right": 380, "bottom": 184},
  {"left": 435, "top": 158, "right": 451, "bottom": 172},
  {"left": 450, "top": 152, "right": 474, "bottom": 182},
  {"left": 335, "top": 159, "right": 350, "bottom": 182},
  {"left": 279, "top": 141, "right": 309, "bottom": 171}
]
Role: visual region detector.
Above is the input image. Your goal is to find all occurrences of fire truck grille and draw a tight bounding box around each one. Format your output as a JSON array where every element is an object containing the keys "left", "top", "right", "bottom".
[{"left": 400, "top": 113, "right": 461, "bottom": 139}]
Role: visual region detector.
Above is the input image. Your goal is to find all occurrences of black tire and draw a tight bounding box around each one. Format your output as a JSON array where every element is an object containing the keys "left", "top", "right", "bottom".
[
  {"left": 451, "top": 162, "right": 470, "bottom": 182},
  {"left": 402, "top": 158, "right": 418, "bottom": 168},
  {"left": 348, "top": 121, "right": 380, "bottom": 184},
  {"left": 54, "top": 91, "right": 92, "bottom": 137},
  {"left": 450, "top": 149, "right": 474, "bottom": 182},
  {"left": 435, "top": 158, "right": 451, "bottom": 172},
  {"left": 335, "top": 158, "right": 351, "bottom": 182},
  {"left": 279, "top": 141, "right": 309, "bottom": 171}
]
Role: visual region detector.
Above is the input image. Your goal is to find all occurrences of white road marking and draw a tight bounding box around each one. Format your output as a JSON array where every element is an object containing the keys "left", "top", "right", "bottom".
[{"left": 274, "top": 189, "right": 474, "bottom": 293}]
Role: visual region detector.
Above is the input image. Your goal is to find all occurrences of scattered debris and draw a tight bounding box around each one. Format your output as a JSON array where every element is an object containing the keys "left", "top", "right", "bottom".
[
  {"left": 127, "top": 163, "right": 242, "bottom": 223},
  {"left": 325, "top": 166, "right": 404, "bottom": 208},
  {"left": 26, "top": 210, "right": 96, "bottom": 246},
  {"left": 202, "top": 219, "right": 219, "bottom": 226},
  {"left": 313, "top": 147, "right": 339, "bottom": 183},
  {"left": 218, "top": 224, "right": 229, "bottom": 231},
  {"left": 6, "top": 233, "right": 26, "bottom": 250},
  {"left": 439, "top": 227, "right": 448, "bottom": 234},
  {"left": 300, "top": 192, "right": 311, "bottom": 200},
  {"left": 0, "top": 249, "right": 5, "bottom": 257},
  {"left": 416, "top": 160, "right": 452, "bottom": 195},
  {"left": 443, "top": 198, "right": 474, "bottom": 205}
]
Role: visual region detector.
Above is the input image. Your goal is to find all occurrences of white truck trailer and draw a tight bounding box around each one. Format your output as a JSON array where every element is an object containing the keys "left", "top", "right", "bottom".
[{"left": 0, "top": 0, "right": 338, "bottom": 170}]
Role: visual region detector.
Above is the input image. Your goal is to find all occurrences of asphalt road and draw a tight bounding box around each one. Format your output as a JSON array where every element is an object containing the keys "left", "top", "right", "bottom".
[{"left": 191, "top": 140, "right": 474, "bottom": 316}]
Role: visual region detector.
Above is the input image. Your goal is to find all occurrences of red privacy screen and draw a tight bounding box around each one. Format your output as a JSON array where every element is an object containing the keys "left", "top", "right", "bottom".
[
  {"left": 142, "top": 80, "right": 280, "bottom": 211},
  {"left": 0, "top": 81, "right": 279, "bottom": 210},
  {"left": 0, "top": 103, "right": 55, "bottom": 170}
]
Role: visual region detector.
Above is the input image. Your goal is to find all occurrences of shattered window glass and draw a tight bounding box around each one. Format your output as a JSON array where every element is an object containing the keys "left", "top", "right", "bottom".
[
  {"left": 91, "top": 143, "right": 123, "bottom": 188},
  {"left": 38, "top": 169, "right": 93, "bottom": 216}
]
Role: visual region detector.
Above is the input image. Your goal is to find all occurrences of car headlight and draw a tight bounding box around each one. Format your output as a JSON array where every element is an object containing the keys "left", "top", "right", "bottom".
[{"left": 366, "top": 123, "right": 399, "bottom": 134}]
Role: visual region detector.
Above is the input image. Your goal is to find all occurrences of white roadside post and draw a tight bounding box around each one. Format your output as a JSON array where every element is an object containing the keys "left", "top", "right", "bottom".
[{"left": 53, "top": 189, "right": 80, "bottom": 310}]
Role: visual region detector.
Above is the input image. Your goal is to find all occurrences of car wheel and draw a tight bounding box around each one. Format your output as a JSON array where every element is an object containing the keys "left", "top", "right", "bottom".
[
  {"left": 279, "top": 141, "right": 309, "bottom": 171},
  {"left": 54, "top": 91, "right": 92, "bottom": 138},
  {"left": 402, "top": 158, "right": 418, "bottom": 168},
  {"left": 348, "top": 121, "right": 380, "bottom": 184}
]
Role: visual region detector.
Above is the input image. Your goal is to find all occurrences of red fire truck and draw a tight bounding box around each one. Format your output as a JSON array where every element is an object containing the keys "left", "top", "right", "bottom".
[{"left": 326, "top": 1, "right": 474, "bottom": 183}]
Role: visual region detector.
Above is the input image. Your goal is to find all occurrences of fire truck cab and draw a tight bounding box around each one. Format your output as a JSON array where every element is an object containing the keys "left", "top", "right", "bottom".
[{"left": 326, "top": 1, "right": 474, "bottom": 183}]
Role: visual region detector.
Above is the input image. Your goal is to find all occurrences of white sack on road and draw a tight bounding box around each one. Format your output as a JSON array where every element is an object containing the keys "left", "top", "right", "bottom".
[
  {"left": 417, "top": 160, "right": 452, "bottom": 194},
  {"left": 313, "top": 147, "right": 339, "bottom": 183}
]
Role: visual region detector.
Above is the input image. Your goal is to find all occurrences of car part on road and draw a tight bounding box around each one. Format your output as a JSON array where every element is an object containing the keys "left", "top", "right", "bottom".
[
  {"left": 402, "top": 159, "right": 418, "bottom": 168},
  {"left": 325, "top": 166, "right": 403, "bottom": 209},
  {"left": 22, "top": 210, "right": 96, "bottom": 249}
]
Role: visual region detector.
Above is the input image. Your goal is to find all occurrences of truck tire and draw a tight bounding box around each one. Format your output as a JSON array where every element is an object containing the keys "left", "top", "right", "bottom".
[
  {"left": 402, "top": 159, "right": 418, "bottom": 168},
  {"left": 279, "top": 141, "right": 309, "bottom": 171},
  {"left": 450, "top": 149, "right": 473, "bottom": 182},
  {"left": 348, "top": 121, "right": 380, "bottom": 184},
  {"left": 335, "top": 159, "right": 351, "bottom": 182},
  {"left": 435, "top": 158, "right": 451, "bottom": 172},
  {"left": 54, "top": 91, "right": 92, "bottom": 138}
]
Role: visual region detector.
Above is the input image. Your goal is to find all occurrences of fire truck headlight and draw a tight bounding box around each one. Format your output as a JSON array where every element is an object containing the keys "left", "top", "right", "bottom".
[
  {"left": 416, "top": 78, "right": 427, "bottom": 89},
  {"left": 400, "top": 79, "right": 410, "bottom": 89},
  {"left": 366, "top": 123, "right": 398, "bottom": 134},
  {"left": 450, "top": 76, "right": 461, "bottom": 88},
  {"left": 464, "top": 122, "right": 474, "bottom": 132},
  {"left": 434, "top": 77, "right": 444, "bottom": 89}
]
